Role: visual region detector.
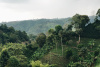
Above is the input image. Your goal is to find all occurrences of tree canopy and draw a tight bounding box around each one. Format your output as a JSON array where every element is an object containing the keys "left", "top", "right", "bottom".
[{"left": 0, "top": 24, "right": 29, "bottom": 44}]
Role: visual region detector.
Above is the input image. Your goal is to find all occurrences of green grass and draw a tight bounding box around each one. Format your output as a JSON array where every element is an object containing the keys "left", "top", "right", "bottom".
[
  {"left": 50, "top": 45, "right": 67, "bottom": 56},
  {"left": 96, "top": 65, "right": 100, "bottom": 67}
]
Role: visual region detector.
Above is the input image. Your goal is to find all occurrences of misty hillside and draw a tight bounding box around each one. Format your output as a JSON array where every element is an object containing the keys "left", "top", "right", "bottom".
[
  {"left": 0, "top": 18, "right": 71, "bottom": 35},
  {"left": 0, "top": 16, "right": 95, "bottom": 35}
]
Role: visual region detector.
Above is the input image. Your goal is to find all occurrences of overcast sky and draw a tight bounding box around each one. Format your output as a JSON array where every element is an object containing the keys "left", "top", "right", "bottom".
[{"left": 0, "top": 0, "right": 100, "bottom": 22}]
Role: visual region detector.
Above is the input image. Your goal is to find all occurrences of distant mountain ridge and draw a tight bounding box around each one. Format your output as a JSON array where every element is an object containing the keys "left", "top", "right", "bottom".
[
  {"left": 0, "top": 16, "right": 95, "bottom": 35},
  {"left": 0, "top": 18, "right": 71, "bottom": 35}
]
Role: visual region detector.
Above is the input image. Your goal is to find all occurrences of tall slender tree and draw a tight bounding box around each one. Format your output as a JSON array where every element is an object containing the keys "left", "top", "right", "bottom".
[
  {"left": 72, "top": 14, "right": 89, "bottom": 43},
  {"left": 58, "top": 30, "right": 65, "bottom": 56},
  {"left": 96, "top": 8, "right": 100, "bottom": 18}
]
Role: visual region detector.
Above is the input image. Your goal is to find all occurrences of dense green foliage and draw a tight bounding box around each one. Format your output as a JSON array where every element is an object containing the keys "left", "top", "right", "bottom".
[
  {"left": 30, "top": 60, "right": 50, "bottom": 67},
  {"left": 0, "top": 24, "right": 29, "bottom": 44},
  {"left": 36, "top": 33, "right": 46, "bottom": 48},
  {"left": 6, "top": 56, "right": 20, "bottom": 67},
  {"left": 0, "top": 50, "right": 10, "bottom": 67}
]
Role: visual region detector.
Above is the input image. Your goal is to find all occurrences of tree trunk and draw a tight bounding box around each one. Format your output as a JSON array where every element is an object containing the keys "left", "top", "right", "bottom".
[
  {"left": 56, "top": 43, "right": 57, "bottom": 52},
  {"left": 79, "top": 34, "right": 80, "bottom": 43},
  {"left": 61, "top": 37, "right": 62, "bottom": 46},
  {"left": 49, "top": 51, "right": 51, "bottom": 64},
  {"left": 61, "top": 37, "right": 63, "bottom": 56},
  {"left": 62, "top": 45, "right": 63, "bottom": 56}
]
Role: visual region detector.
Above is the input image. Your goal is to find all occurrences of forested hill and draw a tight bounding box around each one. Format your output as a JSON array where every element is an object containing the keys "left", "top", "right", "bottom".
[{"left": 0, "top": 18, "right": 71, "bottom": 35}]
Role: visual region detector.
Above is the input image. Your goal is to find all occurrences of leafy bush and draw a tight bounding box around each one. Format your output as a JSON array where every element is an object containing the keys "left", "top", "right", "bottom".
[
  {"left": 0, "top": 49, "right": 10, "bottom": 67},
  {"left": 6, "top": 56, "right": 20, "bottom": 67},
  {"left": 6, "top": 43, "right": 26, "bottom": 56},
  {"left": 77, "top": 44, "right": 84, "bottom": 48},
  {"left": 71, "top": 55, "right": 79, "bottom": 62},
  {"left": 31, "top": 44, "right": 53, "bottom": 60},
  {"left": 16, "top": 55, "right": 28, "bottom": 67},
  {"left": 65, "top": 49, "right": 73, "bottom": 59},
  {"left": 94, "top": 50, "right": 99, "bottom": 57},
  {"left": 30, "top": 60, "right": 49, "bottom": 67},
  {"left": 24, "top": 44, "right": 38, "bottom": 59}
]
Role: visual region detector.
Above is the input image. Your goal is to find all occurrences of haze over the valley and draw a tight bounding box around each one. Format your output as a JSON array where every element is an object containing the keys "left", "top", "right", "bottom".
[{"left": 0, "top": 0, "right": 100, "bottom": 22}]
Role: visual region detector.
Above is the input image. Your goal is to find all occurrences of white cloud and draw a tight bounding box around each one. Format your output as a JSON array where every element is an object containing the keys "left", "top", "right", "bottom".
[
  {"left": 0, "top": 0, "right": 29, "bottom": 3},
  {"left": 0, "top": 0, "right": 100, "bottom": 22}
]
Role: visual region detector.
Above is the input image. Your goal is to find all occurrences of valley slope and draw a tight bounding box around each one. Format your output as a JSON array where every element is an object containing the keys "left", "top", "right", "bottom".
[{"left": 0, "top": 18, "right": 71, "bottom": 35}]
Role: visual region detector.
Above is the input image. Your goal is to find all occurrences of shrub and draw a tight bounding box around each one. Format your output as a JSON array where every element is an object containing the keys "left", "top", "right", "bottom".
[
  {"left": 6, "top": 56, "right": 20, "bottom": 67},
  {"left": 65, "top": 49, "right": 73, "bottom": 59},
  {"left": 77, "top": 44, "right": 84, "bottom": 48},
  {"left": 0, "top": 49, "right": 10, "bottom": 67},
  {"left": 30, "top": 60, "right": 50, "bottom": 67},
  {"left": 94, "top": 50, "right": 99, "bottom": 57},
  {"left": 71, "top": 55, "right": 78, "bottom": 62}
]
